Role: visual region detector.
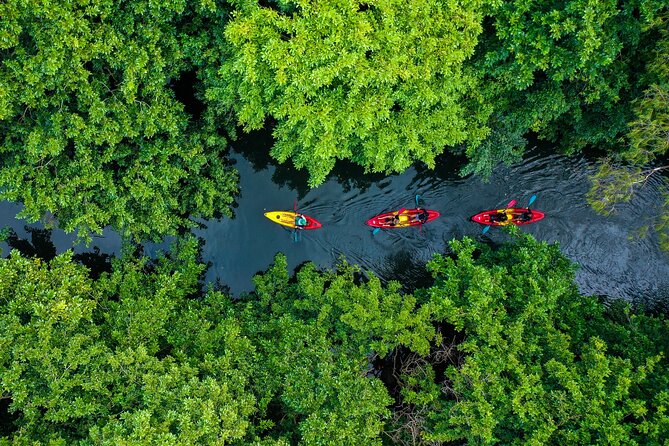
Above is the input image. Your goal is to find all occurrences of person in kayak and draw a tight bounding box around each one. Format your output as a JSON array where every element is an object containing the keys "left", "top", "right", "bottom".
[
  {"left": 295, "top": 214, "right": 308, "bottom": 228},
  {"left": 489, "top": 212, "right": 508, "bottom": 223},
  {"left": 383, "top": 213, "right": 402, "bottom": 226},
  {"left": 412, "top": 208, "right": 429, "bottom": 224},
  {"left": 519, "top": 210, "right": 533, "bottom": 222}
]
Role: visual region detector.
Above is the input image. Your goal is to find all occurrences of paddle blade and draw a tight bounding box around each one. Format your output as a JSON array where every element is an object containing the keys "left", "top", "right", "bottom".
[
  {"left": 415, "top": 195, "right": 421, "bottom": 207},
  {"left": 372, "top": 228, "right": 381, "bottom": 235},
  {"left": 482, "top": 225, "right": 491, "bottom": 234},
  {"left": 528, "top": 195, "right": 537, "bottom": 207},
  {"left": 507, "top": 200, "right": 516, "bottom": 208},
  {"left": 293, "top": 199, "right": 297, "bottom": 211}
]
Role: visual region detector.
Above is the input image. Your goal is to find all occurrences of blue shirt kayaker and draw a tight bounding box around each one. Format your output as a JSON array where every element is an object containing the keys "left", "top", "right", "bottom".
[{"left": 295, "top": 214, "right": 307, "bottom": 227}]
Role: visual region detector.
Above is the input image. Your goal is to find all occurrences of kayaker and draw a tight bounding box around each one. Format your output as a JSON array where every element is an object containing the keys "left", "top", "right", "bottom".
[
  {"left": 413, "top": 208, "right": 429, "bottom": 223},
  {"left": 519, "top": 210, "right": 533, "bottom": 222},
  {"left": 387, "top": 214, "right": 401, "bottom": 226},
  {"left": 295, "top": 214, "right": 308, "bottom": 227},
  {"left": 489, "top": 212, "right": 508, "bottom": 223}
]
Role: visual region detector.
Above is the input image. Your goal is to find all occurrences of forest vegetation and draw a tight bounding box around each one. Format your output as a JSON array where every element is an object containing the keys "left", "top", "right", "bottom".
[
  {"left": 0, "top": 0, "right": 667, "bottom": 241},
  {"left": 1, "top": 232, "right": 668, "bottom": 444},
  {"left": 1, "top": 0, "right": 669, "bottom": 443}
]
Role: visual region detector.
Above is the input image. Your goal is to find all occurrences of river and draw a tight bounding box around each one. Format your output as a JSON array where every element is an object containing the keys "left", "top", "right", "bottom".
[{"left": 2, "top": 133, "right": 668, "bottom": 306}]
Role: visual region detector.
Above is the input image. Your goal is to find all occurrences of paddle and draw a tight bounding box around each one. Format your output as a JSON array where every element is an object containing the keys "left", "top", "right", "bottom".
[
  {"left": 372, "top": 207, "right": 406, "bottom": 235},
  {"left": 416, "top": 195, "right": 423, "bottom": 233},
  {"left": 482, "top": 199, "right": 516, "bottom": 234},
  {"left": 292, "top": 199, "right": 299, "bottom": 242},
  {"left": 527, "top": 194, "right": 536, "bottom": 208}
]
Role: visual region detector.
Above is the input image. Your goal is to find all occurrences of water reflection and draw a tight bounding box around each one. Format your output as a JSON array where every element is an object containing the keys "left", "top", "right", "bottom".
[{"left": 231, "top": 128, "right": 388, "bottom": 196}]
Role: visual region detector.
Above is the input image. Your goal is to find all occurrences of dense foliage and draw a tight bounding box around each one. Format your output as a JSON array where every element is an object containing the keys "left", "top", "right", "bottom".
[
  {"left": 402, "top": 233, "right": 669, "bottom": 444},
  {"left": 0, "top": 238, "right": 433, "bottom": 444},
  {"left": 214, "top": 0, "right": 488, "bottom": 186},
  {"left": 0, "top": 0, "right": 238, "bottom": 241},
  {"left": 0, "top": 239, "right": 257, "bottom": 444},
  {"left": 1, "top": 234, "right": 667, "bottom": 444},
  {"left": 2, "top": 0, "right": 668, "bottom": 443},
  {"left": 216, "top": 0, "right": 668, "bottom": 184},
  {"left": 1, "top": 0, "right": 668, "bottom": 238},
  {"left": 587, "top": 14, "right": 669, "bottom": 250}
]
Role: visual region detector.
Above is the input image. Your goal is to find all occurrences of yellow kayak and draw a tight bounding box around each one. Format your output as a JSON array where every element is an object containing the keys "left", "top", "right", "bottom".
[{"left": 264, "top": 211, "right": 322, "bottom": 230}]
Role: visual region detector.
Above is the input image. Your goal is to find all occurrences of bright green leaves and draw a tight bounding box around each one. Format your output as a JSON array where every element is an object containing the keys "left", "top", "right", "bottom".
[
  {"left": 0, "top": 0, "right": 237, "bottom": 241},
  {"left": 587, "top": 16, "right": 669, "bottom": 249},
  {"left": 241, "top": 255, "right": 403, "bottom": 444},
  {"left": 2, "top": 232, "right": 669, "bottom": 444},
  {"left": 250, "top": 254, "right": 438, "bottom": 356},
  {"left": 465, "top": 0, "right": 665, "bottom": 176},
  {"left": 0, "top": 242, "right": 256, "bottom": 445},
  {"left": 0, "top": 243, "right": 421, "bottom": 444},
  {"left": 409, "top": 233, "right": 669, "bottom": 445},
  {"left": 215, "top": 0, "right": 487, "bottom": 185},
  {"left": 0, "top": 252, "right": 107, "bottom": 439},
  {"left": 238, "top": 253, "right": 442, "bottom": 443}
]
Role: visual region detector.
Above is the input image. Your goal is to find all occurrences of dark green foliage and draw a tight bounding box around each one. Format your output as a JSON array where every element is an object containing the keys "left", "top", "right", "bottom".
[
  {"left": 0, "top": 0, "right": 238, "bottom": 241},
  {"left": 214, "top": 0, "right": 488, "bottom": 185},
  {"left": 587, "top": 15, "right": 669, "bottom": 249},
  {"left": 464, "top": 0, "right": 667, "bottom": 176},
  {"left": 393, "top": 232, "right": 669, "bottom": 445},
  {"left": 1, "top": 233, "right": 668, "bottom": 444}
]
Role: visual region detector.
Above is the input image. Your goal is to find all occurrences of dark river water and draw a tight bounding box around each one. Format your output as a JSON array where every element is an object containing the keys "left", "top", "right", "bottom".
[{"left": 2, "top": 133, "right": 668, "bottom": 306}]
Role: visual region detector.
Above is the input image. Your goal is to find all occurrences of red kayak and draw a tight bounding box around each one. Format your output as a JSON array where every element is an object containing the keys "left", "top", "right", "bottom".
[
  {"left": 366, "top": 209, "right": 440, "bottom": 228},
  {"left": 471, "top": 208, "right": 545, "bottom": 226}
]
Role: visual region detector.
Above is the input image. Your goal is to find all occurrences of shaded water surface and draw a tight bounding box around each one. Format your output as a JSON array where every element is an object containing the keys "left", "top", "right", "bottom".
[{"left": 2, "top": 136, "right": 668, "bottom": 305}]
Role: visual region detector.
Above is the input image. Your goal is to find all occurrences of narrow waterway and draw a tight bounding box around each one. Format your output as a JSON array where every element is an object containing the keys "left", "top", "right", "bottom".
[{"left": 2, "top": 135, "right": 668, "bottom": 305}]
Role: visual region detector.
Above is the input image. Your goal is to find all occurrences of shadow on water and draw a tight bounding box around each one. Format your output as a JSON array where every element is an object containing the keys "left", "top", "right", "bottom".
[
  {"left": 370, "top": 250, "right": 435, "bottom": 293},
  {"left": 0, "top": 397, "right": 17, "bottom": 438},
  {"left": 231, "top": 126, "right": 393, "bottom": 197},
  {"left": 2, "top": 226, "right": 113, "bottom": 279},
  {"left": 3, "top": 226, "right": 56, "bottom": 261},
  {"left": 230, "top": 126, "right": 311, "bottom": 198},
  {"left": 171, "top": 70, "right": 205, "bottom": 120},
  {"left": 73, "top": 248, "right": 113, "bottom": 280}
]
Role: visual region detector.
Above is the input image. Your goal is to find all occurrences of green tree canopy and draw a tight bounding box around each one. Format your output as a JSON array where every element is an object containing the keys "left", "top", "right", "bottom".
[
  {"left": 0, "top": 0, "right": 238, "bottom": 241},
  {"left": 213, "top": 0, "right": 488, "bottom": 185},
  {"left": 1, "top": 233, "right": 668, "bottom": 445},
  {"left": 391, "top": 232, "right": 669, "bottom": 445},
  {"left": 0, "top": 239, "right": 256, "bottom": 445},
  {"left": 461, "top": 0, "right": 668, "bottom": 176},
  {"left": 587, "top": 14, "right": 669, "bottom": 250},
  {"left": 0, "top": 242, "right": 432, "bottom": 444}
]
